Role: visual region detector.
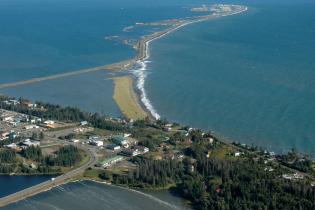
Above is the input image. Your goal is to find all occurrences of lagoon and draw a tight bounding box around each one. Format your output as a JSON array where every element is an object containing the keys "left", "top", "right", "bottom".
[
  {"left": 0, "top": 176, "right": 53, "bottom": 198},
  {"left": 2, "top": 180, "right": 187, "bottom": 210}
]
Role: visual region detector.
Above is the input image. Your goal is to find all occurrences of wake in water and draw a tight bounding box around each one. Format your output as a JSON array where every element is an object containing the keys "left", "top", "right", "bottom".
[{"left": 132, "top": 60, "right": 161, "bottom": 120}]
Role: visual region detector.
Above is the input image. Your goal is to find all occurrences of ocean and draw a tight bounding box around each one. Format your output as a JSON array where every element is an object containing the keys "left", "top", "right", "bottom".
[
  {"left": 1, "top": 0, "right": 315, "bottom": 207},
  {"left": 143, "top": 2, "right": 315, "bottom": 155},
  {"left": 0, "top": 0, "right": 200, "bottom": 84},
  {"left": 0, "top": 0, "right": 201, "bottom": 117}
]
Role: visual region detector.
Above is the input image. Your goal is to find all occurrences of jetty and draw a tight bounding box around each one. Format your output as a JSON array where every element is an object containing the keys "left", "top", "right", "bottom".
[{"left": 0, "top": 4, "right": 247, "bottom": 90}]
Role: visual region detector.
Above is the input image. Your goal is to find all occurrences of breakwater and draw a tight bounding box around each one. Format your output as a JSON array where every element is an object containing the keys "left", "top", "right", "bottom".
[{"left": 0, "top": 5, "right": 248, "bottom": 92}]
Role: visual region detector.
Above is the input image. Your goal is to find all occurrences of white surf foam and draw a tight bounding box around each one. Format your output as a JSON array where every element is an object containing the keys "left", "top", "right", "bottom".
[
  {"left": 133, "top": 60, "right": 161, "bottom": 120},
  {"left": 132, "top": 5, "right": 248, "bottom": 120}
]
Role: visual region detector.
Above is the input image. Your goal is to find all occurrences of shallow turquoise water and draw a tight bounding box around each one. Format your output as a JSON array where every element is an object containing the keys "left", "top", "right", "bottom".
[
  {"left": 0, "top": 71, "right": 122, "bottom": 116},
  {"left": 145, "top": 3, "right": 315, "bottom": 155}
]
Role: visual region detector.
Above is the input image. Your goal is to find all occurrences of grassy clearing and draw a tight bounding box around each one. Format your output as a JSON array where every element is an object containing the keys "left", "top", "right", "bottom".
[
  {"left": 82, "top": 168, "right": 104, "bottom": 181},
  {"left": 113, "top": 76, "right": 147, "bottom": 120},
  {"left": 210, "top": 144, "right": 236, "bottom": 160}
]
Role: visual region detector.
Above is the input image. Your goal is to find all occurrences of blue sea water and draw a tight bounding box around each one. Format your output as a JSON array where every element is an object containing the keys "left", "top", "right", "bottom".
[
  {"left": 0, "top": 0, "right": 203, "bottom": 117},
  {"left": 145, "top": 2, "right": 315, "bottom": 155},
  {"left": 0, "top": 0, "right": 199, "bottom": 84},
  {"left": 0, "top": 175, "right": 53, "bottom": 198}
]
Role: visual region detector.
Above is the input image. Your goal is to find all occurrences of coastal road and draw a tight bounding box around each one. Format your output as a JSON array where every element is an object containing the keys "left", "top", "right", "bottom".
[{"left": 0, "top": 144, "right": 97, "bottom": 208}]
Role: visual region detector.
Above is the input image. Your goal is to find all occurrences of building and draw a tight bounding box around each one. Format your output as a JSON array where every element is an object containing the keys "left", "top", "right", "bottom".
[
  {"left": 9, "top": 131, "right": 18, "bottom": 140},
  {"left": 112, "top": 135, "right": 129, "bottom": 146},
  {"left": 123, "top": 133, "right": 131, "bottom": 138},
  {"left": 24, "top": 125, "right": 39, "bottom": 130},
  {"left": 20, "top": 139, "right": 40, "bottom": 148},
  {"left": 0, "top": 131, "right": 10, "bottom": 140},
  {"left": 134, "top": 146, "right": 149, "bottom": 154},
  {"left": 2, "top": 116, "right": 13, "bottom": 122},
  {"left": 89, "top": 140, "right": 103, "bottom": 147},
  {"left": 80, "top": 121, "right": 88, "bottom": 126},
  {"left": 120, "top": 149, "right": 140, "bottom": 157},
  {"left": 70, "top": 139, "right": 80, "bottom": 143},
  {"left": 44, "top": 120, "right": 55, "bottom": 125},
  {"left": 5, "top": 143, "right": 18, "bottom": 149},
  {"left": 8, "top": 100, "right": 20, "bottom": 105},
  {"left": 107, "top": 144, "right": 121, "bottom": 151},
  {"left": 99, "top": 156, "right": 123, "bottom": 168}
]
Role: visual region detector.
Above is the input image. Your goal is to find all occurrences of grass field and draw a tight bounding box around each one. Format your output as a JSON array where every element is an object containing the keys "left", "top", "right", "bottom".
[{"left": 113, "top": 76, "right": 147, "bottom": 120}]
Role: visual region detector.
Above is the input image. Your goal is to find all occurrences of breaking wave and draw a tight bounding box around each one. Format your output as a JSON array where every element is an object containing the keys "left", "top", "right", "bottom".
[{"left": 133, "top": 60, "right": 161, "bottom": 120}]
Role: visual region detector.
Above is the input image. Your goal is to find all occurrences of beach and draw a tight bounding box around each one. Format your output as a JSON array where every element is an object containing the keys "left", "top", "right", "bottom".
[{"left": 112, "top": 76, "right": 147, "bottom": 120}]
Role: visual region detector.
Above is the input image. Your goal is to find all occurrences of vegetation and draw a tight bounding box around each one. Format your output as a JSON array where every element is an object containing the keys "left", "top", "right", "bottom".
[
  {"left": 0, "top": 145, "right": 82, "bottom": 175},
  {"left": 54, "top": 145, "right": 82, "bottom": 167},
  {"left": 22, "top": 146, "right": 42, "bottom": 161},
  {"left": 101, "top": 129, "right": 315, "bottom": 210},
  {"left": 0, "top": 95, "right": 127, "bottom": 131},
  {"left": 1, "top": 96, "right": 315, "bottom": 209}
]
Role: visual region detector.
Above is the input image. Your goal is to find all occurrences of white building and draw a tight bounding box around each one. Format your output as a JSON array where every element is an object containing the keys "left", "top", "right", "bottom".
[
  {"left": 21, "top": 139, "right": 40, "bottom": 148},
  {"left": 70, "top": 139, "right": 80, "bottom": 143},
  {"left": 5, "top": 143, "right": 18, "bottom": 149},
  {"left": 107, "top": 144, "right": 121, "bottom": 151},
  {"left": 90, "top": 140, "right": 103, "bottom": 147},
  {"left": 80, "top": 121, "right": 88, "bottom": 126},
  {"left": 44, "top": 120, "right": 55, "bottom": 125}
]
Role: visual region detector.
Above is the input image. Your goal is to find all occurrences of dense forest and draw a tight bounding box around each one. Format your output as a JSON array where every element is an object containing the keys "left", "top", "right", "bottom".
[{"left": 100, "top": 132, "right": 315, "bottom": 210}]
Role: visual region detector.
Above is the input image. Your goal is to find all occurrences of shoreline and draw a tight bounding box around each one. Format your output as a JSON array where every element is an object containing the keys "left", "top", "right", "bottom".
[{"left": 0, "top": 4, "right": 248, "bottom": 121}]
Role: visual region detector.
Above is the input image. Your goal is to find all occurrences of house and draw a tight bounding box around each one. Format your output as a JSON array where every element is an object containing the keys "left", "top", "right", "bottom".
[
  {"left": 234, "top": 152, "right": 244, "bottom": 157},
  {"left": 9, "top": 132, "right": 18, "bottom": 140},
  {"left": 80, "top": 121, "right": 88, "bottom": 126},
  {"left": 208, "top": 137, "right": 214, "bottom": 144},
  {"left": 30, "top": 163, "right": 38, "bottom": 169},
  {"left": 21, "top": 100, "right": 37, "bottom": 109},
  {"left": 8, "top": 100, "right": 20, "bottom": 105},
  {"left": 0, "top": 131, "right": 10, "bottom": 139},
  {"left": 107, "top": 144, "right": 121, "bottom": 151}
]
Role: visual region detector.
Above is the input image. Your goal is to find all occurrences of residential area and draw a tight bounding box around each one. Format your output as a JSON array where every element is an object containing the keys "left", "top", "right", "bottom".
[{"left": 1, "top": 97, "right": 315, "bottom": 191}]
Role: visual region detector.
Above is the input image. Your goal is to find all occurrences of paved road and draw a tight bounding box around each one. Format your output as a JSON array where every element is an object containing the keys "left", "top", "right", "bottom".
[{"left": 0, "top": 144, "right": 97, "bottom": 208}]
